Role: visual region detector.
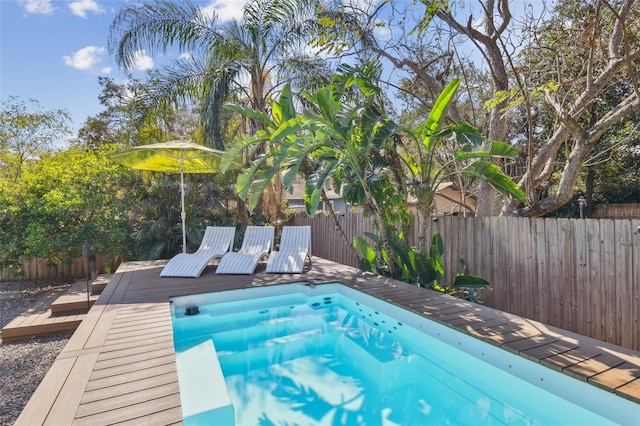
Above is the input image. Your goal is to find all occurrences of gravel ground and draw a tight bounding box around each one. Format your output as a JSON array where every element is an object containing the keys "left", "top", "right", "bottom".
[{"left": 0, "top": 280, "right": 74, "bottom": 426}]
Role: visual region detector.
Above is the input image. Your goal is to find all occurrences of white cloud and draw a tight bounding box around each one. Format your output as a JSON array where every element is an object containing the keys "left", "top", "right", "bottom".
[
  {"left": 470, "top": 15, "right": 484, "bottom": 31},
  {"left": 345, "top": 0, "right": 378, "bottom": 13},
  {"left": 68, "top": 0, "right": 105, "bottom": 18},
  {"left": 373, "top": 23, "right": 392, "bottom": 41},
  {"left": 132, "top": 50, "right": 154, "bottom": 70},
  {"left": 18, "top": 0, "right": 55, "bottom": 15},
  {"left": 201, "top": 0, "right": 246, "bottom": 23},
  {"left": 62, "top": 46, "right": 105, "bottom": 70},
  {"left": 101, "top": 66, "right": 113, "bottom": 74}
]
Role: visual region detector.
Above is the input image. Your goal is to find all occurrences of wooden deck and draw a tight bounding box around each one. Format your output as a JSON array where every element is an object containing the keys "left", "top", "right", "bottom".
[
  {"left": 2, "top": 279, "right": 104, "bottom": 343},
  {"left": 15, "top": 257, "right": 640, "bottom": 425}
]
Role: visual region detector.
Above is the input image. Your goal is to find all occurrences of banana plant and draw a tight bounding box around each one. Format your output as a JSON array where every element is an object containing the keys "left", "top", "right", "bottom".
[
  {"left": 224, "top": 63, "right": 403, "bottom": 275},
  {"left": 297, "top": 72, "right": 402, "bottom": 275},
  {"left": 401, "top": 79, "right": 525, "bottom": 248}
]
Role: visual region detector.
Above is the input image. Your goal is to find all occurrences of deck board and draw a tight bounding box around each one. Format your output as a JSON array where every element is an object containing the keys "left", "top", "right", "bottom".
[
  {"left": 15, "top": 357, "right": 77, "bottom": 425},
  {"left": 14, "top": 256, "right": 640, "bottom": 425},
  {"left": 80, "top": 372, "right": 178, "bottom": 404},
  {"left": 589, "top": 362, "right": 640, "bottom": 390},
  {"left": 85, "top": 361, "right": 178, "bottom": 392},
  {"left": 540, "top": 346, "right": 601, "bottom": 371},
  {"left": 105, "top": 324, "right": 173, "bottom": 342},
  {"left": 105, "top": 406, "right": 184, "bottom": 426},
  {"left": 564, "top": 352, "right": 627, "bottom": 380},
  {"left": 83, "top": 304, "right": 125, "bottom": 349},
  {"left": 94, "top": 346, "right": 175, "bottom": 368},
  {"left": 1, "top": 283, "right": 89, "bottom": 342},
  {"left": 91, "top": 353, "right": 177, "bottom": 380},
  {"left": 75, "top": 381, "right": 181, "bottom": 418},
  {"left": 520, "top": 340, "right": 579, "bottom": 362},
  {"left": 72, "top": 393, "right": 182, "bottom": 425},
  {"left": 45, "top": 353, "right": 100, "bottom": 426}
]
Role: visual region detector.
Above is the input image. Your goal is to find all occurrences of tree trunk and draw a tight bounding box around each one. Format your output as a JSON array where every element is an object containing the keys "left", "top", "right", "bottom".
[
  {"left": 320, "top": 191, "right": 362, "bottom": 264},
  {"left": 437, "top": 0, "right": 511, "bottom": 216}
]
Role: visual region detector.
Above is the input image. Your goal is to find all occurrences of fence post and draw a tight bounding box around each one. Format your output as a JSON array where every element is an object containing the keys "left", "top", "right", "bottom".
[{"left": 82, "top": 243, "right": 91, "bottom": 310}]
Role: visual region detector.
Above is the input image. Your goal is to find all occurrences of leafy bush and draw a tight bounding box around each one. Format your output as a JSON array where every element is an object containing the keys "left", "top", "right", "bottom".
[
  {"left": 0, "top": 145, "right": 135, "bottom": 271},
  {"left": 354, "top": 230, "right": 490, "bottom": 303}
]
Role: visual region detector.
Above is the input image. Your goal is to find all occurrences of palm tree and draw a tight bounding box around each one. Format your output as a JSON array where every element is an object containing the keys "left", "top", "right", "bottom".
[{"left": 109, "top": 0, "right": 328, "bottom": 217}]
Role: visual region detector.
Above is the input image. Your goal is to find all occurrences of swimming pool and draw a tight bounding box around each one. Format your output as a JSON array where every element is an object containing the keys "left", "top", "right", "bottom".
[{"left": 170, "top": 282, "right": 639, "bottom": 425}]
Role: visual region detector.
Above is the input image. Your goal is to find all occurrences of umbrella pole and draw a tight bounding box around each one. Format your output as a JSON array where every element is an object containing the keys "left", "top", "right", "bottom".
[{"left": 180, "top": 165, "right": 187, "bottom": 253}]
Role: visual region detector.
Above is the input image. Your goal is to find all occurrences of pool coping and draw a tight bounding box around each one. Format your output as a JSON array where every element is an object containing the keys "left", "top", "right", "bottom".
[{"left": 14, "top": 257, "right": 640, "bottom": 425}]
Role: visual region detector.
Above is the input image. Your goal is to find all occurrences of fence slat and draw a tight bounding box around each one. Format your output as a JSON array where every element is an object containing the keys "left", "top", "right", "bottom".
[
  {"left": 559, "top": 218, "right": 574, "bottom": 330},
  {"left": 615, "top": 220, "right": 633, "bottom": 348},
  {"left": 572, "top": 219, "right": 588, "bottom": 337},
  {"left": 522, "top": 218, "right": 536, "bottom": 321},
  {"left": 600, "top": 220, "right": 617, "bottom": 344},
  {"left": 632, "top": 219, "right": 640, "bottom": 351},
  {"left": 586, "top": 219, "right": 602, "bottom": 339}
]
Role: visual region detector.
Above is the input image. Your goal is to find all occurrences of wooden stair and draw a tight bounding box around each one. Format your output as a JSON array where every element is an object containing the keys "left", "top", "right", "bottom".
[
  {"left": 1, "top": 275, "right": 110, "bottom": 343},
  {"left": 50, "top": 280, "right": 100, "bottom": 315},
  {"left": 89, "top": 274, "right": 109, "bottom": 294}
]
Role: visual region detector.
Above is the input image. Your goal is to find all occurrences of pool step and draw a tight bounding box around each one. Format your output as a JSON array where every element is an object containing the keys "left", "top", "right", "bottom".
[
  {"left": 174, "top": 302, "right": 339, "bottom": 337},
  {"left": 211, "top": 315, "right": 326, "bottom": 351},
  {"left": 1, "top": 275, "right": 110, "bottom": 343},
  {"left": 173, "top": 313, "right": 327, "bottom": 353},
  {"left": 175, "top": 340, "right": 235, "bottom": 425},
  {"left": 335, "top": 332, "right": 406, "bottom": 384},
  {"left": 217, "top": 329, "right": 339, "bottom": 376}
]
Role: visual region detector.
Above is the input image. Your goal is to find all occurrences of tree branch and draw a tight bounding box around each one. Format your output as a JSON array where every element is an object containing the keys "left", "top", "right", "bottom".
[{"left": 602, "top": 0, "right": 640, "bottom": 100}]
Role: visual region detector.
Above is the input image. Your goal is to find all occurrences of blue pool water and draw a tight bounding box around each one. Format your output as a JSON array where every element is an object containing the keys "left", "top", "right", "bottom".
[{"left": 171, "top": 283, "right": 639, "bottom": 425}]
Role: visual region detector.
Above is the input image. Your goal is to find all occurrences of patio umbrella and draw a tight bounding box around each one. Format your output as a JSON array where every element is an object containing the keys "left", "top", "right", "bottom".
[{"left": 111, "top": 140, "right": 226, "bottom": 253}]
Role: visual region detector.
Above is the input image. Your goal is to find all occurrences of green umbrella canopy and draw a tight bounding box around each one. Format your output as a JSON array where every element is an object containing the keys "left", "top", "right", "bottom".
[
  {"left": 110, "top": 140, "right": 224, "bottom": 173},
  {"left": 111, "top": 140, "right": 227, "bottom": 254}
]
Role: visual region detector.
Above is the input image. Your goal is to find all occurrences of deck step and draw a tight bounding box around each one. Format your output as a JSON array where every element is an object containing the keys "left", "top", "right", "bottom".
[
  {"left": 50, "top": 280, "right": 99, "bottom": 315},
  {"left": 1, "top": 312, "right": 85, "bottom": 343},
  {"left": 1, "top": 275, "right": 110, "bottom": 343},
  {"left": 90, "top": 274, "right": 110, "bottom": 295}
]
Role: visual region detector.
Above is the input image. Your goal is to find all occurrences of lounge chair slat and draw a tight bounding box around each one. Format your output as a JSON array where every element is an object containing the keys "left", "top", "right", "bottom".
[
  {"left": 160, "top": 227, "right": 236, "bottom": 278},
  {"left": 215, "top": 226, "right": 275, "bottom": 275},
  {"left": 266, "top": 226, "right": 311, "bottom": 274}
]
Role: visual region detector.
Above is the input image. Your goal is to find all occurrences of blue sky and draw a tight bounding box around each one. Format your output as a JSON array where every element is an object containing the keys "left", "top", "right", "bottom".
[
  {"left": 0, "top": 0, "right": 247, "bottom": 138},
  {"left": 1, "top": 0, "right": 543, "bottom": 141}
]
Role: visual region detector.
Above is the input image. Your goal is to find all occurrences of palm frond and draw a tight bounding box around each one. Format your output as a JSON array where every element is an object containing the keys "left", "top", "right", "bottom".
[
  {"left": 201, "top": 56, "right": 242, "bottom": 150},
  {"left": 108, "top": 0, "right": 220, "bottom": 70},
  {"left": 128, "top": 57, "right": 207, "bottom": 128}
]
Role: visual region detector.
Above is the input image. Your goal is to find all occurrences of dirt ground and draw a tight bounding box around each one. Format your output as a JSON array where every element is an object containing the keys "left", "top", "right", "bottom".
[{"left": 0, "top": 280, "right": 73, "bottom": 425}]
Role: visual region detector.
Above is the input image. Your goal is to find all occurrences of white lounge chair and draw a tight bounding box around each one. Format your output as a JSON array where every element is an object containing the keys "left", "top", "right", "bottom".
[
  {"left": 160, "top": 226, "right": 236, "bottom": 278},
  {"left": 215, "top": 226, "right": 275, "bottom": 274},
  {"left": 266, "top": 226, "right": 311, "bottom": 273}
]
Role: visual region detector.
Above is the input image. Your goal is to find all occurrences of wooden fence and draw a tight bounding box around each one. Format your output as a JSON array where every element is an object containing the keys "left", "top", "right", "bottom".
[
  {"left": 591, "top": 203, "right": 640, "bottom": 219},
  {"left": 289, "top": 213, "right": 640, "bottom": 351},
  {"left": 0, "top": 254, "right": 115, "bottom": 283}
]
